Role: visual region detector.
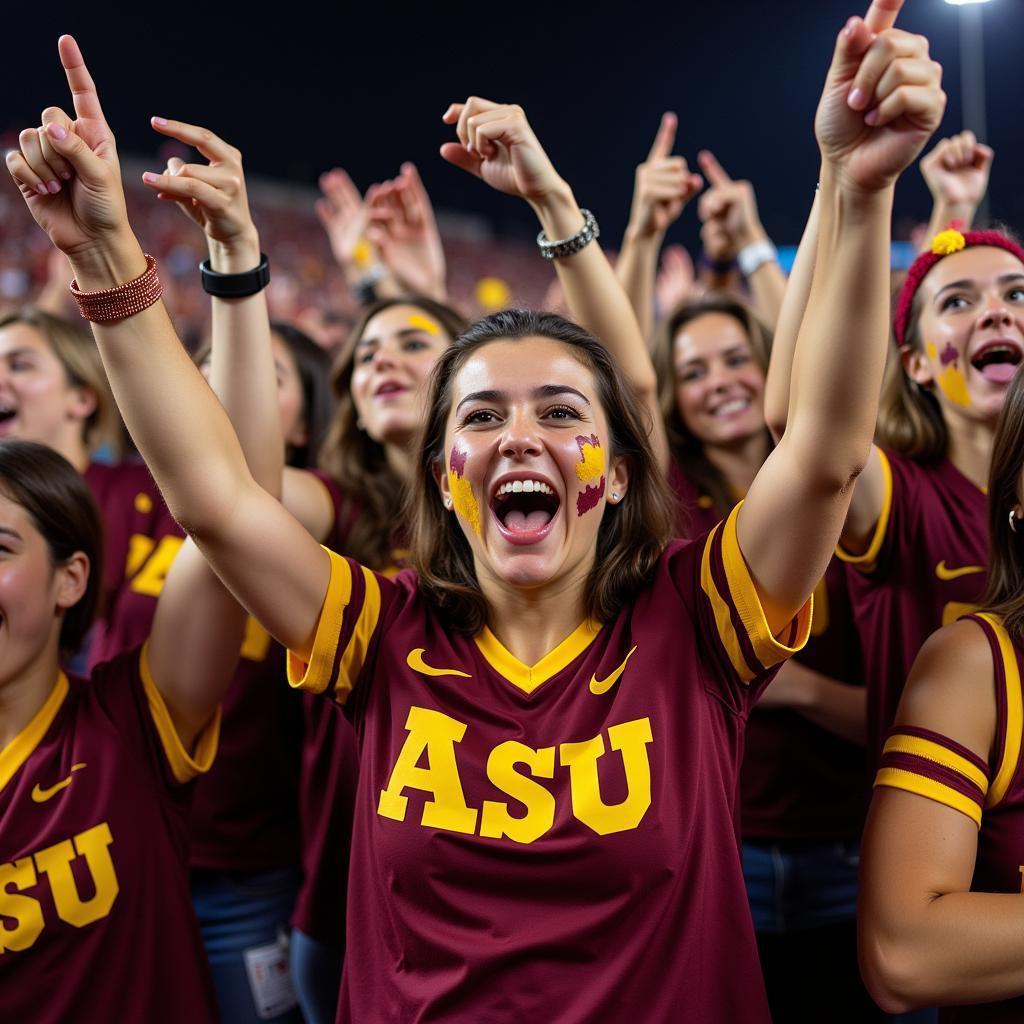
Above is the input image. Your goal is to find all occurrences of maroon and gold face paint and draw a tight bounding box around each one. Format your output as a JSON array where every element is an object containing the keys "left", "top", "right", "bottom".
[
  {"left": 447, "top": 444, "right": 481, "bottom": 536},
  {"left": 928, "top": 341, "right": 970, "bottom": 408},
  {"left": 575, "top": 434, "right": 606, "bottom": 517}
]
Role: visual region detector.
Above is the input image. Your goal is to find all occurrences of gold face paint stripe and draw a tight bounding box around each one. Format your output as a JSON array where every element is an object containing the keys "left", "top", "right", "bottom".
[{"left": 408, "top": 314, "right": 440, "bottom": 335}]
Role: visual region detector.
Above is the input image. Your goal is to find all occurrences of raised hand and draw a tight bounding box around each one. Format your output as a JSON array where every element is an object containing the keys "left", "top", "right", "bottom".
[
  {"left": 655, "top": 244, "right": 697, "bottom": 314},
  {"left": 440, "top": 97, "right": 563, "bottom": 203},
  {"left": 696, "top": 151, "right": 766, "bottom": 262},
  {"left": 316, "top": 168, "right": 374, "bottom": 272},
  {"left": 142, "top": 119, "right": 259, "bottom": 267},
  {"left": 815, "top": 0, "right": 945, "bottom": 194},
  {"left": 626, "top": 113, "right": 703, "bottom": 240},
  {"left": 366, "top": 162, "right": 447, "bottom": 301},
  {"left": 920, "top": 130, "right": 993, "bottom": 212},
  {"left": 5, "top": 35, "right": 131, "bottom": 260}
]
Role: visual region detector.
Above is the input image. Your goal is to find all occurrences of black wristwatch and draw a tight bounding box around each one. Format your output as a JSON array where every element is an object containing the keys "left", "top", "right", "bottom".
[{"left": 200, "top": 253, "right": 271, "bottom": 298}]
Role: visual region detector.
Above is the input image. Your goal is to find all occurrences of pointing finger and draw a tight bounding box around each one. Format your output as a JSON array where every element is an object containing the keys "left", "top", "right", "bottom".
[
  {"left": 697, "top": 150, "right": 732, "bottom": 188},
  {"left": 57, "top": 35, "right": 106, "bottom": 124},
  {"left": 863, "top": 0, "right": 904, "bottom": 34},
  {"left": 647, "top": 112, "right": 678, "bottom": 162}
]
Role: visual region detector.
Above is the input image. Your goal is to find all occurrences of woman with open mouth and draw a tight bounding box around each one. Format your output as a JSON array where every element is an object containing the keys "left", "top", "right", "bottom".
[{"left": 7, "top": 8, "right": 943, "bottom": 1021}]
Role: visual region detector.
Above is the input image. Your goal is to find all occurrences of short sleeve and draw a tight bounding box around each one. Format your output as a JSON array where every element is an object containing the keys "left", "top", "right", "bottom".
[
  {"left": 875, "top": 725, "right": 990, "bottom": 828},
  {"left": 836, "top": 447, "right": 895, "bottom": 574},
  {"left": 696, "top": 502, "right": 813, "bottom": 691},
  {"left": 286, "top": 549, "right": 396, "bottom": 704}
]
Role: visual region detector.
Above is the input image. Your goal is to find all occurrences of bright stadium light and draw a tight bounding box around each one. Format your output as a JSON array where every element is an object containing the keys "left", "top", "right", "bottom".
[{"left": 943, "top": 1, "right": 993, "bottom": 6}]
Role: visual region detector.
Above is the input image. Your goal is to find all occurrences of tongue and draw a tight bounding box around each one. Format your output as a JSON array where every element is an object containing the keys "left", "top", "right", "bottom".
[
  {"left": 504, "top": 509, "right": 553, "bottom": 532},
  {"left": 980, "top": 362, "right": 1019, "bottom": 384}
]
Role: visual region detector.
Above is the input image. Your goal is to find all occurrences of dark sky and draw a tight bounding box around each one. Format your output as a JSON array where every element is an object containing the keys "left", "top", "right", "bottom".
[{"left": 6, "top": 3, "right": 1024, "bottom": 249}]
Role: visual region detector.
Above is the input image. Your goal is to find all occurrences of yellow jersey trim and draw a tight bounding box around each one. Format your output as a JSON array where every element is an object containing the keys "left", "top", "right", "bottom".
[
  {"left": 140, "top": 641, "right": 220, "bottom": 784},
  {"left": 0, "top": 672, "right": 68, "bottom": 794},
  {"left": 836, "top": 447, "right": 892, "bottom": 570},
  {"left": 701, "top": 503, "right": 813, "bottom": 684},
  {"left": 875, "top": 766, "right": 982, "bottom": 828},
  {"left": 287, "top": 548, "right": 352, "bottom": 696},
  {"left": 474, "top": 618, "right": 602, "bottom": 695},
  {"left": 978, "top": 612, "right": 1023, "bottom": 809},
  {"left": 882, "top": 733, "right": 989, "bottom": 794},
  {"left": 336, "top": 566, "right": 382, "bottom": 700}
]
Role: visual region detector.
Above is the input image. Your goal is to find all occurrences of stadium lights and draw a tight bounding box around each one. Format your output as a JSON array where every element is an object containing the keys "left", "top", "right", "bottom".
[{"left": 944, "top": 0, "right": 993, "bottom": 6}]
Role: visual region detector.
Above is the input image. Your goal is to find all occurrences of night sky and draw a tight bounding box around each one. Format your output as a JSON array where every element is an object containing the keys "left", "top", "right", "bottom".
[{"left": 5, "top": 2, "right": 1024, "bottom": 251}]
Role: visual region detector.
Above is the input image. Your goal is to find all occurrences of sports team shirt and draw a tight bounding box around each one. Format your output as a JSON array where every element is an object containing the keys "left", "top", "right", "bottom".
[
  {"left": 0, "top": 648, "right": 220, "bottom": 1023},
  {"left": 85, "top": 467, "right": 342, "bottom": 871},
  {"left": 288, "top": 505, "right": 812, "bottom": 1023},
  {"left": 875, "top": 613, "right": 1024, "bottom": 1023},
  {"left": 672, "top": 465, "right": 869, "bottom": 841},
  {"left": 839, "top": 448, "right": 988, "bottom": 763}
]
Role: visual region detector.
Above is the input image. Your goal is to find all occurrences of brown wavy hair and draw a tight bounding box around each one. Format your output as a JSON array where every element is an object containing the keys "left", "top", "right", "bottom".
[
  {"left": 318, "top": 296, "right": 467, "bottom": 569},
  {"left": 980, "top": 367, "right": 1024, "bottom": 638},
  {"left": 0, "top": 308, "right": 125, "bottom": 460},
  {"left": 410, "top": 309, "right": 676, "bottom": 634},
  {"left": 653, "top": 293, "right": 774, "bottom": 520}
]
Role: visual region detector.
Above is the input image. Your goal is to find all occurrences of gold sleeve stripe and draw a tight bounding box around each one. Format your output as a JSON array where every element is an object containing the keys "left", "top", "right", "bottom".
[
  {"left": 700, "top": 520, "right": 753, "bottom": 682},
  {"left": 287, "top": 550, "right": 353, "bottom": 695},
  {"left": 875, "top": 767, "right": 983, "bottom": 828},
  {"left": 978, "top": 612, "right": 1023, "bottom": 809},
  {"left": 140, "top": 641, "right": 221, "bottom": 784},
  {"left": 336, "top": 566, "right": 383, "bottom": 700},
  {"left": 702, "top": 503, "right": 813, "bottom": 684},
  {"left": 836, "top": 448, "right": 892, "bottom": 570},
  {"left": 882, "top": 734, "right": 989, "bottom": 794}
]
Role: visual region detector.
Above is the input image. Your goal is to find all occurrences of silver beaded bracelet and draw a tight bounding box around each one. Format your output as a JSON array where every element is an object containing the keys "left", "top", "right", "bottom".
[{"left": 537, "top": 208, "right": 600, "bottom": 260}]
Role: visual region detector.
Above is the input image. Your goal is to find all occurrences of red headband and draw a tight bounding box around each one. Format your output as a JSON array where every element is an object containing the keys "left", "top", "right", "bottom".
[{"left": 894, "top": 227, "right": 1024, "bottom": 347}]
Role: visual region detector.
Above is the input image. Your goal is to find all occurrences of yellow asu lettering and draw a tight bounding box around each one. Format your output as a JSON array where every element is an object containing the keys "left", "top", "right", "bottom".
[
  {"left": 377, "top": 709, "right": 655, "bottom": 842},
  {"left": 0, "top": 823, "right": 119, "bottom": 955}
]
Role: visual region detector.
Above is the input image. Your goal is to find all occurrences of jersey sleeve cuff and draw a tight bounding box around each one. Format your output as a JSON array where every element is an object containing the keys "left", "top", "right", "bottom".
[
  {"left": 836, "top": 447, "right": 892, "bottom": 572},
  {"left": 139, "top": 641, "right": 221, "bottom": 785},
  {"left": 287, "top": 549, "right": 353, "bottom": 696}
]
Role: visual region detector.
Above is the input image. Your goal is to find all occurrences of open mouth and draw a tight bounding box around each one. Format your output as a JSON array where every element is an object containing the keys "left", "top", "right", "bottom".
[
  {"left": 970, "top": 341, "right": 1023, "bottom": 384},
  {"left": 711, "top": 396, "right": 751, "bottom": 418},
  {"left": 0, "top": 405, "right": 17, "bottom": 427},
  {"left": 490, "top": 478, "right": 561, "bottom": 544},
  {"left": 374, "top": 382, "right": 408, "bottom": 399}
]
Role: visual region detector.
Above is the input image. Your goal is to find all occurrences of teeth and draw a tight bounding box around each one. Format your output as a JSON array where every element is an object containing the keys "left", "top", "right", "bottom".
[
  {"left": 715, "top": 398, "right": 750, "bottom": 416},
  {"left": 497, "top": 479, "right": 553, "bottom": 496}
]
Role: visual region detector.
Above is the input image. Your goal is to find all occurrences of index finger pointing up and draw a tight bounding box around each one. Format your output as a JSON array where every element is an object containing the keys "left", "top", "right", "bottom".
[
  {"left": 863, "top": 0, "right": 904, "bottom": 34},
  {"left": 697, "top": 150, "right": 732, "bottom": 188},
  {"left": 58, "top": 35, "right": 106, "bottom": 123},
  {"left": 647, "top": 112, "right": 677, "bottom": 161}
]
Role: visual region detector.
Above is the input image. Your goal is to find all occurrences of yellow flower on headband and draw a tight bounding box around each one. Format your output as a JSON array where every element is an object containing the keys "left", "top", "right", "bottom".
[{"left": 931, "top": 228, "right": 967, "bottom": 256}]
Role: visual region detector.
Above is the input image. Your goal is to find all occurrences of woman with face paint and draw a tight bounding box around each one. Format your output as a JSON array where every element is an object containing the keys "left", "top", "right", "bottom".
[
  {"left": 765, "top": 122, "right": 1009, "bottom": 767},
  {"left": 859, "top": 368, "right": 1024, "bottom": 1020},
  {"left": 9, "top": 14, "right": 942, "bottom": 1021}
]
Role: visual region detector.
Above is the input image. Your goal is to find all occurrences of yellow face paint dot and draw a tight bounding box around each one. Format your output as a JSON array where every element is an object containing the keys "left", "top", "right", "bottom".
[
  {"left": 408, "top": 314, "right": 440, "bottom": 335},
  {"left": 352, "top": 238, "right": 373, "bottom": 270},
  {"left": 937, "top": 364, "right": 971, "bottom": 408},
  {"left": 134, "top": 493, "right": 153, "bottom": 514},
  {"left": 475, "top": 277, "right": 511, "bottom": 312},
  {"left": 448, "top": 471, "right": 482, "bottom": 537},
  {"left": 575, "top": 437, "right": 605, "bottom": 483},
  {"left": 926, "top": 343, "right": 938, "bottom": 361}
]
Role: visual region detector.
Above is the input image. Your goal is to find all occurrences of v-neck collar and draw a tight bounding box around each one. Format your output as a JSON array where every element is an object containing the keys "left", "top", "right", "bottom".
[
  {"left": 474, "top": 620, "right": 602, "bottom": 695},
  {"left": 0, "top": 672, "right": 68, "bottom": 793}
]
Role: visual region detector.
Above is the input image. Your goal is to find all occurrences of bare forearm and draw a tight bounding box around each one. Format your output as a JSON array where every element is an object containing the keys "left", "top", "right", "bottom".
[
  {"left": 615, "top": 227, "right": 661, "bottom": 341},
  {"left": 924, "top": 199, "right": 978, "bottom": 248},
  {"left": 793, "top": 664, "right": 865, "bottom": 743},
  {"left": 765, "top": 191, "right": 819, "bottom": 439},
  {"left": 746, "top": 260, "right": 787, "bottom": 330},
  {"left": 207, "top": 233, "right": 282, "bottom": 496},
  {"left": 787, "top": 172, "right": 891, "bottom": 482},
  {"left": 71, "top": 232, "right": 254, "bottom": 532}
]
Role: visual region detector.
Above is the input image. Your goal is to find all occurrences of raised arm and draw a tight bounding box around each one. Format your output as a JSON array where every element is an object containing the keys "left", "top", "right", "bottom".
[
  {"left": 6, "top": 36, "right": 330, "bottom": 665},
  {"left": 736, "top": 0, "right": 945, "bottom": 634},
  {"left": 615, "top": 112, "right": 702, "bottom": 339},
  {"left": 440, "top": 97, "right": 670, "bottom": 470},
  {"left": 920, "top": 130, "right": 994, "bottom": 246},
  {"left": 696, "top": 151, "right": 787, "bottom": 326},
  {"left": 858, "top": 620, "right": 1022, "bottom": 1013}
]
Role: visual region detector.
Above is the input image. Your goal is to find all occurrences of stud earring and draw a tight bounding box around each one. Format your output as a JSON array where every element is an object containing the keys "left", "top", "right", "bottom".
[
  {"left": 611, "top": 491, "right": 621, "bottom": 502},
  {"left": 1011, "top": 508, "right": 1019, "bottom": 533},
  {"left": 444, "top": 497, "right": 453, "bottom": 510}
]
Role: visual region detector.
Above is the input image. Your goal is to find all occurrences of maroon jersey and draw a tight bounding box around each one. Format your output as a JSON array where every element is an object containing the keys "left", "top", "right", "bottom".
[
  {"left": 287, "top": 505, "right": 812, "bottom": 1023},
  {"left": 875, "top": 613, "right": 1024, "bottom": 1022},
  {"left": 840, "top": 448, "right": 987, "bottom": 763},
  {"left": 87, "top": 466, "right": 303, "bottom": 871},
  {"left": 673, "top": 465, "right": 869, "bottom": 841},
  {"left": 0, "top": 649, "right": 220, "bottom": 1023}
]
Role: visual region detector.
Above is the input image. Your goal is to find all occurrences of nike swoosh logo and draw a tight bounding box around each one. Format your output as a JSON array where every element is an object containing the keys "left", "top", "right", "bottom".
[
  {"left": 407, "top": 649, "right": 471, "bottom": 679},
  {"left": 31, "top": 763, "right": 87, "bottom": 803},
  {"left": 935, "top": 561, "right": 985, "bottom": 581},
  {"left": 590, "top": 646, "right": 637, "bottom": 695}
]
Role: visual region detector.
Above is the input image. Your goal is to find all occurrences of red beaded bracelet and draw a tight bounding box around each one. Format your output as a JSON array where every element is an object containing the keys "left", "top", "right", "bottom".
[{"left": 70, "top": 254, "right": 163, "bottom": 322}]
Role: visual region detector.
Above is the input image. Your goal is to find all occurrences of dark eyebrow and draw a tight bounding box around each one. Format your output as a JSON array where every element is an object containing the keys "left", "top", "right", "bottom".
[
  {"left": 455, "top": 385, "right": 592, "bottom": 415},
  {"left": 356, "top": 327, "right": 431, "bottom": 349}
]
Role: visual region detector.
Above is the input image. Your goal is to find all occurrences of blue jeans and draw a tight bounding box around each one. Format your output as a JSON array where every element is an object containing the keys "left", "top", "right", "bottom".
[
  {"left": 191, "top": 867, "right": 303, "bottom": 1024},
  {"left": 290, "top": 927, "right": 343, "bottom": 1024},
  {"left": 743, "top": 841, "right": 885, "bottom": 1022}
]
